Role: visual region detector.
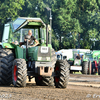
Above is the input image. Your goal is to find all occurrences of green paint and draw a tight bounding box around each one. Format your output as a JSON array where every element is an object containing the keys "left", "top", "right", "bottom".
[
  {"left": 3, "top": 43, "right": 14, "bottom": 48},
  {"left": 28, "top": 46, "right": 38, "bottom": 61},
  {"left": 16, "top": 46, "right": 24, "bottom": 59},
  {"left": 84, "top": 50, "right": 100, "bottom": 63}
]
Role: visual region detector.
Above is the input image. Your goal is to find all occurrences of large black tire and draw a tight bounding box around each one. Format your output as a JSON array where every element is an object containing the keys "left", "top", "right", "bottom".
[
  {"left": 91, "top": 62, "right": 95, "bottom": 74},
  {"left": 12, "top": 59, "right": 27, "bottom": 87},
  {"left": 82, "top": 61, "right": 88, "bottom": 74},
  {"left": 98, "top": 65, "right": 100, "bottom": 75},
  {"left": 0, "top": 49, "right": 14, "bottom": 85},
  {"left": 35, "top": 76, "right": 54, "bottom": 86},
  {"left": 54, "top": 59, "right": 70, "bottom": 88},
  {"left": 42, "top": 77, "right": 54, "bottom": 86},
  {"left": 35, "top": 48, "right": 56, "bottom": 86}
]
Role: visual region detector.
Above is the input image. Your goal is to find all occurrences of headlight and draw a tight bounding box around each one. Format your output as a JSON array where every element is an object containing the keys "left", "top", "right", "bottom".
[
  {"left": 38, "top": 57, "right": 42, "bottom": 60},
  {"left": 46, "top": 57, "right": 50, "bottom": 61}
]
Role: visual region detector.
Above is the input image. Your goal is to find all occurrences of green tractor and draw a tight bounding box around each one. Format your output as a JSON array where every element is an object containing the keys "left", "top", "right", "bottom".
[
  {"left": 68, "top": 49, "right": 90, "bottom": 74},
  {"left": 84, "top": 51, "right": 100, "bottom": 75},
  {"left": 69, "top": 49, "right": 100, "bottom": 75},
  {"left": 0, "top": 17, "right": 69, "bottom": 88}
]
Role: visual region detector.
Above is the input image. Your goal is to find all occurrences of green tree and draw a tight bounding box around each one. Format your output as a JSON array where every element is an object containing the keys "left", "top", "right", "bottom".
[
  {"left": 0, "top": 0, "right": 25, "bottom": 41},
  {"left": 0, "top": 0, "right": 25, "bottom": 23},
  {"left": 1, "top": 0, "right": 100, "bottom": 50},
  {"left": 52, "top": 0, "right": 100, "bottom": 50}
]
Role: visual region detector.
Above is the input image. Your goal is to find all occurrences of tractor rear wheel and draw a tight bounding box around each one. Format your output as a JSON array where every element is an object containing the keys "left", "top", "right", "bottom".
[
  {"left": 0, "top": 49, "right": 14, "bottom": 85},
  {"left": 54, "top": 60, "right": 70, "bottom": 88},
  {"left": 98, "top": 65, "right": 100, "bottom": 75},
  {"left": 12, "top": 59, "right": 27, "bottom": 87},
  {"left": 82, "top": 61, "right": 88, "bottom": 74},
  {"left": 91, "top": 62, "right": 95, "bottom": 74}
]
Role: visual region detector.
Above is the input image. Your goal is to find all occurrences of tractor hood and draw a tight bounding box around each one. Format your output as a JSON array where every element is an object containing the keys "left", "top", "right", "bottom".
[{"left": 11, "top": 17, "right": 46, "bottom": 32}]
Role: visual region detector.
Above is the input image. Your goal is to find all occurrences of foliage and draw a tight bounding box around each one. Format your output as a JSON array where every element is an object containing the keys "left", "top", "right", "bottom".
[
  {"left": 1, "top": 0, "right": 100, "bottom": 50},
  {"left": 0, "top": 0, "right": 25, "bottom": 23}
]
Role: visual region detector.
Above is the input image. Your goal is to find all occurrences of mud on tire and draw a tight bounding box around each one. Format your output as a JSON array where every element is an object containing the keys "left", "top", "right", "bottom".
[
  {"left": 0, "top": 49, "right": 14, "bottom": 85},
  {"left": 54, "top": 59, "right": 70, "bottom": 88},
  {"left": 12, "top": 59, "right": 27, "bottom": 87}
]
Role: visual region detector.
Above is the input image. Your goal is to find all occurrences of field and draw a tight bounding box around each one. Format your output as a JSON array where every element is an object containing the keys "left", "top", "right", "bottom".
[{"left": 0, "top": 74, "right": 100, "bottom": 100}]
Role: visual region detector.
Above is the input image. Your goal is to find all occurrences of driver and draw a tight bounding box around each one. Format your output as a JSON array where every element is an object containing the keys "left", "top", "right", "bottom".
[
  {"left": 76, "top": 54, "right": 81, "bottom": 59},
  {"left": 24, "top": 30, "right": 39, "bottom": 47}
]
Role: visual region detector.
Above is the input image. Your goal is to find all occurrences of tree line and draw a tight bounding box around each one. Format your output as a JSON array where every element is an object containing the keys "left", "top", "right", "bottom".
[{"left": 0, "top": 0, "right": 100, "bottom": 50}]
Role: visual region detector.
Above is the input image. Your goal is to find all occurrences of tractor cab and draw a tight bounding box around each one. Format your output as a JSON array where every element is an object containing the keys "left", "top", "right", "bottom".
[{"left": 8, "top": 17, "right": 46, "bottom": 46}]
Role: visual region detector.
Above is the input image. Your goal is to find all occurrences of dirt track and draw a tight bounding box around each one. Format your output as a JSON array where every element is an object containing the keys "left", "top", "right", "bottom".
[{"left": 0, "top": 74, "right": 100, "bottom": 100}]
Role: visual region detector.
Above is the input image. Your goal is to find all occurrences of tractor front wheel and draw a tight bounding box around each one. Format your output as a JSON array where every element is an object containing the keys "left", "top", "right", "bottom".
[
  {"left": 12, "top": 59, "right": 27, "bottom": 87},
  {"left": 35, "top": 76, "right": 54, "bottom": 86},
  {"left": 54, "top": 60, "right": 70, "bottom": 88}
]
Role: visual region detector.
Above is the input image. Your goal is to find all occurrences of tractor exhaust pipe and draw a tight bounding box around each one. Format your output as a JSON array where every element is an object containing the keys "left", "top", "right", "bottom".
[{"left": 25, "top": 35, "right": 30, "bottom": 59}]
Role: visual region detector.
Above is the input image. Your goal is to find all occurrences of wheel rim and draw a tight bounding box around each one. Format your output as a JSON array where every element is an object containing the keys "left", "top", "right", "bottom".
[
  {"left": 55, "top": 66, "right": 59, "bottom": 83},
  {"left": 14, "top": 65, "right": 17, "bottom": 82}
]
